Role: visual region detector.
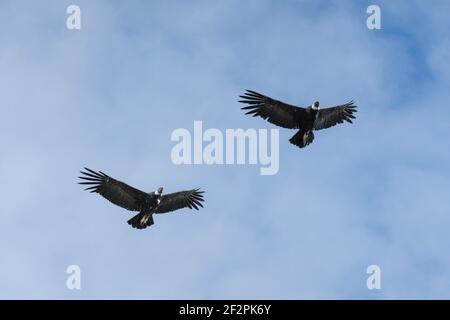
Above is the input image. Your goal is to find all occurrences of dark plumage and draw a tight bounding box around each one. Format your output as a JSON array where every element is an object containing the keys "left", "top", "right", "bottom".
[
  {"left": 78, "top": 167, "right": 204, "bottom": 229},
  {"left": 239, "top": 90, "right": 357, "bottom": 148}
]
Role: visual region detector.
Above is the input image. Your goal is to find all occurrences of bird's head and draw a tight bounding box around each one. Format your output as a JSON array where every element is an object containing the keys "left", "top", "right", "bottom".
[
  {"left": 312, "top": 101, "right": 320, "bottom": 111},
  {"left": 155, "top": 187, "right": 163, "bottom": 195}
]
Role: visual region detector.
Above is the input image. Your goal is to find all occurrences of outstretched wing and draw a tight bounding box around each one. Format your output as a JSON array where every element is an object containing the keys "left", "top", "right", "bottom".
[
  {"left": 239, "top": 90, "right": 306, "bottom": 129},
  {"left": 78, "top": 167, "right": 148, "bottom": 212},
  {"left": 313, "top": 101, "right": 357, "bottom": 130},
  {"left": 155, "top": 189, "right": 205, "bottom": 214}
]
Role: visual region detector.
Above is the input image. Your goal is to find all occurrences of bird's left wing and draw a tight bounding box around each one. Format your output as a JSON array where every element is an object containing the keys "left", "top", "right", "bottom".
[
  {"left": 239, "top": 90, "right": 306, "bottom": 129},
  {"left": 78, "top": 167, "right": 147, "bottom": 212},
  {"left": 313, "top": 101, "right": 357, "bottom": 130},
  {"left": 155, "top": 189, "right": 205, "bottom": 214}
]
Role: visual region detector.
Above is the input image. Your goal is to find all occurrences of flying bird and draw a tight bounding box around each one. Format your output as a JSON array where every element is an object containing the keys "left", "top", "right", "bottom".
[
  {"left": 239, "top": 90, "right": 357, "bottom": 148},
  {"left": 78, "top": 167, "right": 205, "bottom": 229}
]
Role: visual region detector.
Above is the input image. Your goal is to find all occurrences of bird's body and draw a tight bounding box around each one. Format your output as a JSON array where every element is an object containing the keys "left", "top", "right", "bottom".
[
  {"left": 239, "top": 90, "right": 357, "bottom": 148},
  {"left": 78, "top": 168, "right": 205, "bottom": 229}
]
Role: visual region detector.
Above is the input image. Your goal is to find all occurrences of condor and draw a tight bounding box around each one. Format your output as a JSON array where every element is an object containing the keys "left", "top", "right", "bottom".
[
  {"left": 78, "top": 168, "right": 204, "bottom": 229},
  {"left": 239, "top": 90, "right": 357, "bottom": 148}
]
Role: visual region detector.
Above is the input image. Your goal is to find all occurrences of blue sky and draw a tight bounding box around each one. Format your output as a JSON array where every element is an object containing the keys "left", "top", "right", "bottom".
[{"left": 1, "top": 0, "right": 450, "bottom": 299}]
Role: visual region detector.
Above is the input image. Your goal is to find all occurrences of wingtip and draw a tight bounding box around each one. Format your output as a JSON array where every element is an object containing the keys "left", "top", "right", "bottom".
[
  {"left": 195, "top": 187, "right": 205, "bottom": 194},
  {"left": 240, "top": 89, "right": 264, "bottom": 98}
]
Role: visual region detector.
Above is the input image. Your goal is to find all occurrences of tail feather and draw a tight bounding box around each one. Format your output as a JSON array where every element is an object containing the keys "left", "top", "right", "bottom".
[
  {"left": 289, "top": 130, "right": 314, "bottom": 148},
  {"left": 127, "top": 213, "right": 154, "bottom": 229}
]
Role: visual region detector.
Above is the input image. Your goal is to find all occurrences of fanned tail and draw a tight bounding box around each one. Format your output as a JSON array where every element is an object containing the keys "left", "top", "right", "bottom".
[
  {"left": 289, "top": 130, "right": 314, "bottom": 148},
  {"left": 127, "top": 213, "right": 154, "bottom": 230}
]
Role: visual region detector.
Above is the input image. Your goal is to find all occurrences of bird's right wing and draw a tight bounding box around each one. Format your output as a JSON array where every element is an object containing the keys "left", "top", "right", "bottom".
[
  {"left": 78, "top": 167, "right": 147, "bottom": 212},
  {"left": 155, "top": 189, "right": 205, "bottom": 214},
  {"left": 239, "top": 90, "right": 306, "bottom": 129},
  {"left": 313, "top": 101, "right": 357, "bottom": 130}
]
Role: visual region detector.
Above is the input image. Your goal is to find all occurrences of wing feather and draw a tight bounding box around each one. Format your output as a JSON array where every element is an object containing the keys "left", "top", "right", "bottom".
[
  {"left": 239, "top": 90, "right": 306, "bottom": 129},
  {"left": 155, "top": 189, "right": 205, "bottom": 214},
  {"left": 78, "top": 167, "right": 148, "bottom": 212},
  {"left": 313, "top": 101, "right": 357, "bottom": 130}
]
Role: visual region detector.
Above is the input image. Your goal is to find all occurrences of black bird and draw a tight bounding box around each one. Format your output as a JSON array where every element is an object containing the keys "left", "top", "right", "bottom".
[
  {"left": 78, "top": 168, "right": 205, "bottom": 229},
  {"left": 239, "top": 90, "right": 357, "bottom": 148}
]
